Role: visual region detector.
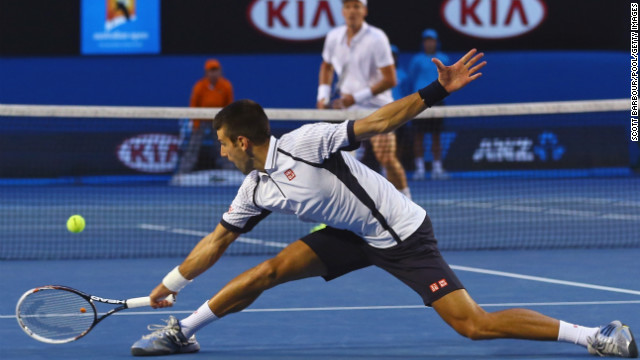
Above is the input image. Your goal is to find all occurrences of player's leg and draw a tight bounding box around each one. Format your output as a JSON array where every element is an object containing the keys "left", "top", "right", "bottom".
[
  {"left": 208, "top": 240, "right": 327, "bottom": 317},
  {"left": 370, "top": 133, "right": 411, "bottom": 198},
  {"left": 432, "top": 289, "right": 559, "bottom": 340},
  {"left": 131, "top": 240, "right": 327, "bottom": 356},
  {"left": 433, "top": 289, "right": 638, "bottom": 357},
  {"left": 412, "top": 130, "right": 426, "bottom": 180}
]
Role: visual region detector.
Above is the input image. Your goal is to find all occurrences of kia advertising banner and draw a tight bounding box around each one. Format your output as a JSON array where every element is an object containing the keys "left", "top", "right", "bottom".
[
  {"left": 161, "top": 0, "right": 627, "bottom": 54},
  {"left": 0, "top": 0, "right": 627, "bottom": 55}
]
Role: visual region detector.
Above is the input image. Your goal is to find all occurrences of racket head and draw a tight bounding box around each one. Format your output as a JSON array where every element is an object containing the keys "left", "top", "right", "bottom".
[{"left": 16, "top": 285, "right": 97, "bottom": 344}]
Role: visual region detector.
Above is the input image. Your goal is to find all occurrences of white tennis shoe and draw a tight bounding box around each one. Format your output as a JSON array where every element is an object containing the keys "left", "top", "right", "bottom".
[
  {"left": 131, "top": 316, "right": 200, "bottom": 356},
  {"left": 587, "top": 320, "right": 638, "bottom": 358}
]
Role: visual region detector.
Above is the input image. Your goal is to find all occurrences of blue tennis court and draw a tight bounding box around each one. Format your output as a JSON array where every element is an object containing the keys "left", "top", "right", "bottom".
[{"left": 1, "top": 177, "right": 638, "bottom": 359}]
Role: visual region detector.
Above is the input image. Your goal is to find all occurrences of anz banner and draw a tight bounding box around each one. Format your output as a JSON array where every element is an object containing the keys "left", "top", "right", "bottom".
[
  {"left": 81, "top": 0, "right": 160, "bottom": 55},
  {"left": 443, "top": 127, "right": 629, "bottom": 171}
]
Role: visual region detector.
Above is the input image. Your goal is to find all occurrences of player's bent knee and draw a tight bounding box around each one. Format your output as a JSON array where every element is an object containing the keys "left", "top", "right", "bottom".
[{"left": 251, "top": 260, "right": 279, "bottom": 288}]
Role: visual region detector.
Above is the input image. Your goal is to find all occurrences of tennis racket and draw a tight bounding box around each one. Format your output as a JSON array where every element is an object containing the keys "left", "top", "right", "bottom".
[{"left": 16, "top": 285, "right": 174, "bottom": 344}]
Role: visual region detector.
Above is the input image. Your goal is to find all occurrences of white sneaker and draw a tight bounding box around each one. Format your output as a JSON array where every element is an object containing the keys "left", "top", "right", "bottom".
[
  {"left": 412, "top": 170, "right": 426, "bottom": 181},
  {"left": 587, "top": 320, "right": 638, "bottom": 358}
]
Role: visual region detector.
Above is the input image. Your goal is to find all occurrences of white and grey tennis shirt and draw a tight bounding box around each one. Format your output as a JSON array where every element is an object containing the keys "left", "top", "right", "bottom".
[
  {"left": 322, "top": 22, "right": 395, "bottom": 109},
  {"left": 220, "top": 120, "right": 426, "bottom": 249}
]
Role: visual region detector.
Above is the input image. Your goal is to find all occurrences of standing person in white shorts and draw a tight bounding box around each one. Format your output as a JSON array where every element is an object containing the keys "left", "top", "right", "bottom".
[{"left": 316, "top": 0, "right": 411, "bottom": 199}]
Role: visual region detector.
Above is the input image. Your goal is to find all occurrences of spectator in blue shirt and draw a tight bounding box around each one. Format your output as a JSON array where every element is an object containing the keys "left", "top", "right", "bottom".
[{"left": 408, "top": 29, "right": 450, "bottom": 180}]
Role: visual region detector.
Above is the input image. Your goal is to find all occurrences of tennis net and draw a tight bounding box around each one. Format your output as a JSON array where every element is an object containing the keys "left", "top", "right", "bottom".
[{"left": 0, "top": 99, "right": 637, "bottom": 260}]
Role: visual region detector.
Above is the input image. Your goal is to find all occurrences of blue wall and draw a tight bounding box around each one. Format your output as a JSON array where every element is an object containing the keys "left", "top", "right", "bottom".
[{"left": 0, "top": 51, "right": 628, "bottom": 108}]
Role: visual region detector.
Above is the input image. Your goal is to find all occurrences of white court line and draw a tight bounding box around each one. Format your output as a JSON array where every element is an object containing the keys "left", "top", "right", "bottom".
[
  {"left": 138, "top": 224, "right": 640, "bottom": 295},
  {"left": 138, "top": 224, "right": 288, "bottom": 248},
  {"left": 1, "top": 300, "right": 639, "bottom": 320},
  {"left": 451, "top": 265, "right": 640, "bottom": 295}
]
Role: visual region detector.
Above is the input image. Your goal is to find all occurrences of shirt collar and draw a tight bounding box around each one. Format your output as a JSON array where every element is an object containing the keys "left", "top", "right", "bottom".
[
  {"left": 340, "top": 22, "right": 369, "bottom": 46},
  {"left": 262, "top": 136, "right": 279, "bottom": 174}
]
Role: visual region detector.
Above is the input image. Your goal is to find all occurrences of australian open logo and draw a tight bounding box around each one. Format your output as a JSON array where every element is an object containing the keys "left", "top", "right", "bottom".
[
  {"left": 106, "top": 0, "right": 136, "bottom": 31},
  {"left": 533, "top": 132, "right": 565, "bottom": 162}
]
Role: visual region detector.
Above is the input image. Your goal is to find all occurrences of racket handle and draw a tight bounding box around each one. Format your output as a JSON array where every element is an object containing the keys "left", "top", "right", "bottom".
[{"left": 126, "top": 294, "right": 175, "bottom": 309}]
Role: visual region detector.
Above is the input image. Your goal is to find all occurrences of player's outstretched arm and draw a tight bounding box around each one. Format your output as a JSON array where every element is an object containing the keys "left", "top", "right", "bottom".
[
  {"left": 149, "top": 223, "right": 240, "bottom": 308},
  {"left": 354, "top": 49, "right": 486, "bottom": 141}
]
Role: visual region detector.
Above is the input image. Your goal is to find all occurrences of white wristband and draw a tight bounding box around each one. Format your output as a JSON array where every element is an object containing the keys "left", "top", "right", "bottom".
[
  {"left": 162, "top": 266, "right": 192, "bottom": 292},
  {"left": 317, "top": 84, "right": 331, "bottom": 104},
  {"left": 353, "top": 87, "right": 373, "bottom": 104}
]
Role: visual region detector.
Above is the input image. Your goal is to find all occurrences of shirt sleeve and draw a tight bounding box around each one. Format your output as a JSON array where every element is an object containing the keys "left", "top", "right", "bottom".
[
  {"left": 279, "top": 120, "right": 358, "bottom": 164},
  {"left": 220, "top": 173, "right": 271, "bottom": 233},
  {"left": 374, "top": 33, "right": 394, "bottom": 69}
]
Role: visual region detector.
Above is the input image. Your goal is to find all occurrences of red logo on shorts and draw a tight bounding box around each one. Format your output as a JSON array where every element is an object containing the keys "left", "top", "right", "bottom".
[
  {"left": 228, "top": 206, "right": 233, "bottom": 213},
  {"left": 430, "top": 283, "right": 440, "bottom": 292},
  {"left": 285, "top": 169, "right": 296, "bottom": 181},
  {"left": 438, "top": 279, "right": 448, "bottom": 288}
]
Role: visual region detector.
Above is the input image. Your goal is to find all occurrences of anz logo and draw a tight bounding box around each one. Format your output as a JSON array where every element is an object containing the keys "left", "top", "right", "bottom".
[{"left": 473, "top": 131, "right": 565, "bottom": 163}]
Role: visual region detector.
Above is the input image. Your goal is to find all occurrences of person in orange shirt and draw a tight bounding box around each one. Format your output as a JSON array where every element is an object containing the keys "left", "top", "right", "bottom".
[{"left": 173, "top": 59, "right": 234, "bottom": 179}]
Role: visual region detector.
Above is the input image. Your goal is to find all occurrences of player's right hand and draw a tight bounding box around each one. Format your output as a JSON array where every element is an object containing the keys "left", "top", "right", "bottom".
[
  {"left": 149, "top": 283, "right": 177, "bottom": 309},
  {"left": 317, "top": 100, "right": 330, "bottom": 109}
]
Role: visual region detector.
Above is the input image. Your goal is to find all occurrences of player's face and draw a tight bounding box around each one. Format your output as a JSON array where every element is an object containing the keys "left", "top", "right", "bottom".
[
  {"left": 217, "top": 128, "right": 253, "bottom": 175},
  {"left": 342, "top": 1, "right": 367, "bottom": 28},
  {"left": 423, "top": 38, "right": 437, "bottom": 54}
]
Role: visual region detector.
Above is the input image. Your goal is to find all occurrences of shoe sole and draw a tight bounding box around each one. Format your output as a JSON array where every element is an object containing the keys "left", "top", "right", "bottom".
[{"left": 131, "top": 346, "right": 200, "bottom": 357}]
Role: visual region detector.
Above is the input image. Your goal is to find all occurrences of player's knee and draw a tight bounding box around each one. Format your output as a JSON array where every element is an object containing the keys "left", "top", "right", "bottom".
[
  {"left": 449, "top": 313, "right": 490, "bottom": 341},
  {"left": 376, "top": 153, "right": 396, "bottom": 167},
  {"left": 252, "top": 260, "right": 279, "bottom": 288}
]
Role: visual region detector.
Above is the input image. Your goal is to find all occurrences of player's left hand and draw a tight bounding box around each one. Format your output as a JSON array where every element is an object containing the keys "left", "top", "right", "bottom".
[
  {"left": 332, "top": 94, "right": 355, "bottom": 109},
  {"left": 434, "top": 48, "right": 486, "bottom": 93},
  {"left": 149, "top": 283, "right": 177, "bottom": 309}
]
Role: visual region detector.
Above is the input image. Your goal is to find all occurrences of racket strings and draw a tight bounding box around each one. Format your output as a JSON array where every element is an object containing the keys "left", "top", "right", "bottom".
[{"left": 18, "top": 289, "right": 94, "bottom": 341}]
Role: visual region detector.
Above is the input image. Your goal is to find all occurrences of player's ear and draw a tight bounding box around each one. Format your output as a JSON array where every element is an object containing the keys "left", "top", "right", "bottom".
[{"left": 237, "top": 136, "right": 250, "bottom": 151}]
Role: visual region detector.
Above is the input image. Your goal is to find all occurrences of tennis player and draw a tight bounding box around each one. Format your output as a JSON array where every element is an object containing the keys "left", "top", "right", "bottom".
[
  {"left": 131, "top": 49, "right": 637, "bottom": 358},
  {"left": 317, "top": 0, "right": 411, "bottom": 199}
]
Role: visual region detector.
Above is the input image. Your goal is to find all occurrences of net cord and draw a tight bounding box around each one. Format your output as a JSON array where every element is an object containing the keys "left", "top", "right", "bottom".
[{"left": 0, "top": 99, "right": 628, "bottom": 121}]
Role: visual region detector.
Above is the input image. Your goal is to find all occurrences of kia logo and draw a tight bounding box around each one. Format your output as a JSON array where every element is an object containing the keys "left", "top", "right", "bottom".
[
  {"left": 248, "top": 0, "right": 345, "bottom": 41},
  {"left": 117, "top": 134, "right": 180, "bottom": 173},
  {"left": 442, "top": 0, "right": 547, "bottom": 39}
]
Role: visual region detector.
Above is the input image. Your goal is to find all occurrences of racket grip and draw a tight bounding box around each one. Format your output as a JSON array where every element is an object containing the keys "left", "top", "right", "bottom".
[{"left": 127, "top": 294, "right": 175, "bottom": 309}]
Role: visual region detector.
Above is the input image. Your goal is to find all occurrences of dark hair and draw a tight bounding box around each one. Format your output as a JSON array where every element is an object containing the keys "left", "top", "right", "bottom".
[{"left": 213, "top": 99, "right": 271, "bottom": 145}]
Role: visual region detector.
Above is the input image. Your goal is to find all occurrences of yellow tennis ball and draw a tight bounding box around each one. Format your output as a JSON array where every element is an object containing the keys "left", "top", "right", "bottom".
[{"left": 66, "top": 215, "right": 85, "bottom": 233}]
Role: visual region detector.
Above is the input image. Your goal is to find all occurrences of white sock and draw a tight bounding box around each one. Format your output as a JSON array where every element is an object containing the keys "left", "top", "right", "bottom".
[
  {"left": 414, "top": 158, "right": 425, "bottom": 172},
  {"left": 557, "top": 320, "right": 599, "bottom": 347},
  {"left": 179, "top": 301, "right": 219, "bottom": 338},
  {"left": 400, "top": 187, "right": 412, "bottom": 200},
  {"left": 432, "top": 160, "right": 443, "bottom": 172}
]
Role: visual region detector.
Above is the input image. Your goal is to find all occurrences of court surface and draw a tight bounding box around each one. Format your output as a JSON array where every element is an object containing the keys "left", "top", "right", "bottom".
[
  {"left": 1, "top": 249, "right": 639, "bottom": 359},
  {"left": 1, "top": 177, "right": 639, "bottom": 359}
]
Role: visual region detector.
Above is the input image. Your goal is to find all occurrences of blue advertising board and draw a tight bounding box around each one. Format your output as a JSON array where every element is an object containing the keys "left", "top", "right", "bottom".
[{"left": 81, "top": 0, "right": 160, "bottom": 54}]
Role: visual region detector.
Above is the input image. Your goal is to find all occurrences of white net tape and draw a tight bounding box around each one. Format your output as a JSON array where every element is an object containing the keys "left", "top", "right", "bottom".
[{"left": 0, "top": 99, "right": 629, "bottom": 120}]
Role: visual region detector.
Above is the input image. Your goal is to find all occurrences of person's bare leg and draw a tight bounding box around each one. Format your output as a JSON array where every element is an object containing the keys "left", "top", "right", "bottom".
[
  {"left": 431, "top": 131, "right": 442, "bottom": 163},
  {"left": 370, "top": 133, "right": 410, "bottom": 196},
  {"left": 209, "top": 240, "right": 327, "bottom": 317},
  {"left": 432, "top": 289, "right": 559, "bottom": 340}
]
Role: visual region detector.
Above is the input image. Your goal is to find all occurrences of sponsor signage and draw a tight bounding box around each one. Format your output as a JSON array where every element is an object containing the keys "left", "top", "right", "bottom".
[
  {"left": 81, "top": 0, "right": 160, "bottom": 54},
  {"left": 117, "top": 134, "right": 180, "bottom": 173},
  {"left": 441, "top": 0, "right": 546, "bottom": 39},
  {"left": 444, "top": 127, "right": 628, "bottom": 171},
  {"left": 248, "top": 0, "right": 344, "bottom": 41}
]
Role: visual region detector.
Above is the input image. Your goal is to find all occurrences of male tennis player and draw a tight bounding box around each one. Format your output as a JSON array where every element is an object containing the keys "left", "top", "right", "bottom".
[
  {"left": 317, "top": 0, "right": 411, "bottom": 199},
  {"left": 132, "top": 49, "right": 637, "bottom": 358}
]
